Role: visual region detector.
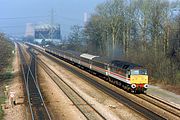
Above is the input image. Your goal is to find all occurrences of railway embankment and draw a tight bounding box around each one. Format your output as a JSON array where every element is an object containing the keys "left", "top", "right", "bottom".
[
  {"left": 2, "top": 43, "right": 26, "bottom": 120},
  {"left": 0, "top": 38, "right": 14, "bottom": 119}
]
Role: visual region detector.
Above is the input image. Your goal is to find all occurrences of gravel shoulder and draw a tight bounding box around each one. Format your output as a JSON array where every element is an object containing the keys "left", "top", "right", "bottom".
[{"left": 37, "top": 52, "right": 147, "bottom": 120}]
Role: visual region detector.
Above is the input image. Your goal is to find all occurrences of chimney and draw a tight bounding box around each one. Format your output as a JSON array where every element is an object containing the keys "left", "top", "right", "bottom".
[{"left": 25, "top": 23, "right": 34, "bottom": 37}]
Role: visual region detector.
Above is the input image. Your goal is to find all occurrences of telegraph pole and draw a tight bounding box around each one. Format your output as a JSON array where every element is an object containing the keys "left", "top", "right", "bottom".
[{"left": 49, "top": 8, "right": 62, "bottom": 44}]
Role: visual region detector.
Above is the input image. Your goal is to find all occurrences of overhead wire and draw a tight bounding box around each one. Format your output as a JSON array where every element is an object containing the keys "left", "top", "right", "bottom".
[
  {"left": 0, "top": 25, "right": 25, "bottom": 28},
  {"left": 0, "top": 16, "right": 49, "bottom": 20}
]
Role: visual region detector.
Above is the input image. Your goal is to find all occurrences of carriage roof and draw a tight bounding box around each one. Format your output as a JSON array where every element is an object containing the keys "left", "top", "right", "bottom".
[{"left": 80, "top": 53, "right": 99, "bottom": 60}]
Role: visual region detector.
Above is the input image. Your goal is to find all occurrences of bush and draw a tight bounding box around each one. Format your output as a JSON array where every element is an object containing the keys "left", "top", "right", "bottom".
[
  {"left": 0, "top": 35, "right": 14, "bottom": 73},
  {"left": 0, "top": 72, "right": 13, "bottom": 80}
]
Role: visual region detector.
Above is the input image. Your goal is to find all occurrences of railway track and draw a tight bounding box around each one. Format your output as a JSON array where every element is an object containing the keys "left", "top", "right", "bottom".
[
  {"left": 17, "top": 43, "right": 51, "bottom": 120},
  {"left": 146, "top": 94, "right": 180, "bottom": 112},
  {"left": 28, "top": 43, "right": 180, "bottom": 120},
  {"left": 37, "top": 57, "right": 106, "bottom": 120},
  {"left": 33, "top": 47, "right": 168, "bottom": 120},
  {"left": 136, "top": 93, "right": 180, "bottom": 119}
]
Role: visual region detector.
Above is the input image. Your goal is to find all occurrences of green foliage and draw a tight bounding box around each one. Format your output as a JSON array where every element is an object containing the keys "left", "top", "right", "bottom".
[
  {"left": 0, "top": 34, "right": 14, "bottom": 73},
  {"left": 0, "top": 107, "right": 4, "bottom": 120},
  {"left": 0, "top": 72, "right": 13, "bottom": 80}
]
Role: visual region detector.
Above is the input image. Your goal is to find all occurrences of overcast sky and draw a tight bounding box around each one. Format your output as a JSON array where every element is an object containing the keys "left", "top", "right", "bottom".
[{"left": 0, "top": 0, "right": 106, "bottom": 37}]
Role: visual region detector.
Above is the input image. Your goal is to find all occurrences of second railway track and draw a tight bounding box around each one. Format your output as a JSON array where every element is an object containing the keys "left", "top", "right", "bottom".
[
  {"left": 37, "top": 57, "right": 106, "bottom": 120},
  {"left": 136, "top": 93, "right": 180, "bottom": 119},
  {"left": 17, "top": 43, "right": 51, "bottom": 120}
]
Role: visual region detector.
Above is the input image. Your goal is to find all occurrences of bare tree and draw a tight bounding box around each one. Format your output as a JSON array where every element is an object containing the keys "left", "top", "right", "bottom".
[{"left": 72, "top": 0, "right": 180, "bottom": 84}]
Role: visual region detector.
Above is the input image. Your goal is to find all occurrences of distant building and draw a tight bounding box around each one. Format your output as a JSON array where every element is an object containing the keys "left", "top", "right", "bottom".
[{"left": 34, "top": 24, "right": 61, "bottom": 44}]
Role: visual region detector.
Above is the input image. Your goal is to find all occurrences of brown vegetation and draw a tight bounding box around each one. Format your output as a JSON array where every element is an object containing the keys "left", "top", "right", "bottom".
[{"left": 59, "top": 0, "right": 180, "bottom": 86}]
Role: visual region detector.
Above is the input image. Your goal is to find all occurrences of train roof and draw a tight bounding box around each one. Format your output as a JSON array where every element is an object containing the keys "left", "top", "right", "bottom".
[
  {"left": 80, "top": 53, "right": 99, "bottom": 60},
  {"left": 65, "top": 50, "right": 81, "bottom": 56},
  {"left": 45, "top": 47, "right": 143, "bottom": 69},
  {"left": 110, "top": 60, "right": 143, "bottom": 69},
  {"left": 92, "top": 56, "right": 111, "bottom": 64},
  {"left": 50, "top": 47, "right": 65, "bottom": 53}
]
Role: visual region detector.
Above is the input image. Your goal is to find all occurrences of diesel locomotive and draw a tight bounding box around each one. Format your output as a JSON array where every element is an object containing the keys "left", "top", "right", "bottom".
[{"left": 44, "top": 47, "right": 148, "bottom": 93}]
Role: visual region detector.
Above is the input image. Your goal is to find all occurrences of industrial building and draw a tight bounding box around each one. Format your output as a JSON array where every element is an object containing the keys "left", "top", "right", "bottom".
[{"left": 34, "top": 24, "right": 61, "bottom": 44}]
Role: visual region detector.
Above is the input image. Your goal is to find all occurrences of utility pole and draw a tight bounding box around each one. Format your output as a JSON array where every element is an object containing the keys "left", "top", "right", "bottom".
[{"left": 49, "top": 9, "right": 62, "bottom": 44}]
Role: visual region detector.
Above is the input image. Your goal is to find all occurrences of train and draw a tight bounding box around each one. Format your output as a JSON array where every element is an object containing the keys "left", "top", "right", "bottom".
[{"left": 27, "top": 43, "right": 148, "bottom": 93}]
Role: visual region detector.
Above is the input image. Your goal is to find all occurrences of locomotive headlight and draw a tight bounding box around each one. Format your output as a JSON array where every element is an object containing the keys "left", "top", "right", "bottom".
[
  {"left": 144, "top": 84, "right": 148, "bottom": 89},
  {"left": 131, "top": 84, "right": 136, "bottom": 89}
]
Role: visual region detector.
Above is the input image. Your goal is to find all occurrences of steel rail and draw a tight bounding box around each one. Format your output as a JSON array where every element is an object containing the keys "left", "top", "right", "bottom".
[
  {"left": 27, "top": 48, "right": 52, "bottom": 120},
  {"left": 17, "top": 43, "right": 35, "bottom": 120}
]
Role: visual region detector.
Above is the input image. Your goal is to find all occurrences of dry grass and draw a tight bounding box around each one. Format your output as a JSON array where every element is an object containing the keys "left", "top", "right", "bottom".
[{"left": 149, "top": 77, "right": 180, "bottom": 95}]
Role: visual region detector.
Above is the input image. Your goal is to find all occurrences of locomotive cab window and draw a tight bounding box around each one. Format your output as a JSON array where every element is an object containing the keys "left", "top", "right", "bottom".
[{"left": 130, "top": 69, "right": 147, "bottom": 75}]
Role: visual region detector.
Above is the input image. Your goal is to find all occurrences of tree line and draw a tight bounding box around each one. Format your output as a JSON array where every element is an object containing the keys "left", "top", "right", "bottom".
[{"left": 58, "top": 0, "right": 180, "bottom": 85}]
